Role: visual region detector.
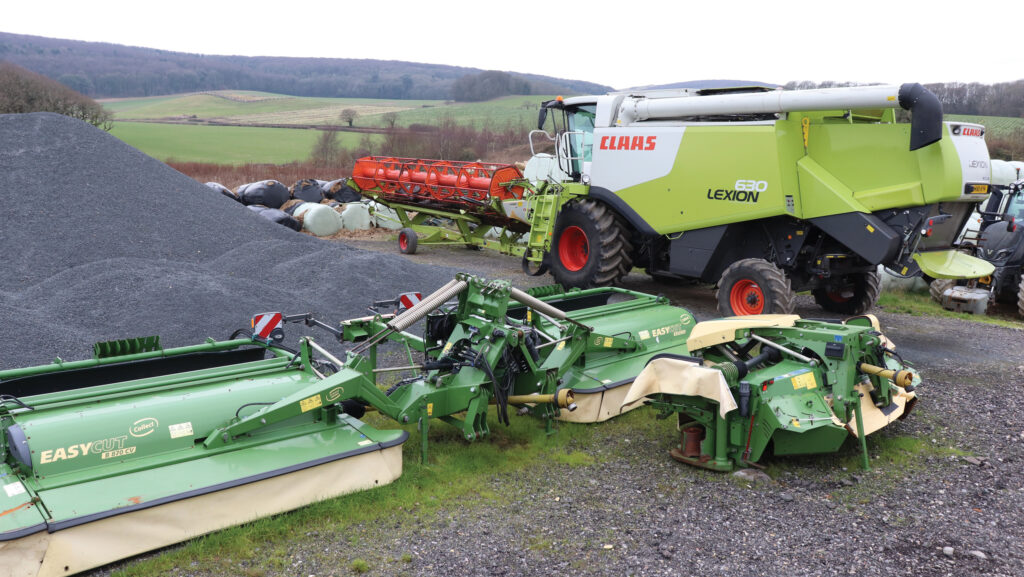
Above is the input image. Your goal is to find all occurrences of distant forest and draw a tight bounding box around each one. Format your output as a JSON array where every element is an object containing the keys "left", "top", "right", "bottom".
[
  {"left": 1, "top": 32, "right": 1020, "bottom": 117},
  {"left": 784, "top": 80, "right": 1024, "bottom": 119},
  {"left": 0, "top": 32, "right": 610, "bottom": 101}
]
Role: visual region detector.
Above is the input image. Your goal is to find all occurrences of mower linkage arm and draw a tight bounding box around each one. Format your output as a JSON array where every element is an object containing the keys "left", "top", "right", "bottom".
[{"left": 282, "top": 313, "right": 346, "bottom": 341}]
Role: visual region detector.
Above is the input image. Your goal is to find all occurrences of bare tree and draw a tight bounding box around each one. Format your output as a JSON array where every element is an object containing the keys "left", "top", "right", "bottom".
[
  {"left": 381, "top": 111, "right": 399, "bottom": 129},
  {"left": 339, "top": 108, "right": 358, "bottom": 127},
  {"left": 310, "top": 129, "right": 341, "bottom": 168}
]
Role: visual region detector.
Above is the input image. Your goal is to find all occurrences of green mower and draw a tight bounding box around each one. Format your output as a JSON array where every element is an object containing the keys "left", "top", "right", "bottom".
[{"left": 1, "top": 274, "right": 918, "bottom": 576}]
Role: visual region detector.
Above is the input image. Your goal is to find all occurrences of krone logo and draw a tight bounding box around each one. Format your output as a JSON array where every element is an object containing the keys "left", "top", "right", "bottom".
[{"left": 130, "top": 417, "right": 159, "bottom": 438}]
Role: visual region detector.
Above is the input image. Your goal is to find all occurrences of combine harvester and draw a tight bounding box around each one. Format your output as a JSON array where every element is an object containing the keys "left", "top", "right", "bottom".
[
  {"left": 1, "top": 275, "right": 918, "bottom": 576},
  {"left": 349, "top": 83, "right": 993, "bottom": 316}
]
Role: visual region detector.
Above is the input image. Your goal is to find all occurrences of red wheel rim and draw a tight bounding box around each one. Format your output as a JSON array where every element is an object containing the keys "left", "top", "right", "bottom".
[
  {"left": 558, "top": 226, "right": 589, "bottom": 271},
  {"left": 826, "top": 291, "right": 849, "bottom": 303},
  {"left": 730, "top": 280, "right": 765, "bottom": 315},
  {"left": 399, "top": 232, "right": 409, "bottom": 251}
]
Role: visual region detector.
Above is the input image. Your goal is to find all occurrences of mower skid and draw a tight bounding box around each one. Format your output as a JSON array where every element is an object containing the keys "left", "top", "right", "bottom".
[
  {"left": 1, "top": 439, "right": 404, "bottom": 577},
  {"left": 557, "top": 382, "right": 636, "bottom": 423},
  {"left": 843, "top": 382, "right": 918, "bottom": 438}
]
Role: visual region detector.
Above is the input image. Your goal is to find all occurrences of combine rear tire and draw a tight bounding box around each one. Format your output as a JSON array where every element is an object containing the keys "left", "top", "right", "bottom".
[
  {"left": 550, "top": 199, "right": 632, "bottom": 289},
  {"left": 398, "top": 228, "right": 418, "bottom": 254},
  {"left": 1017, "top": 277, "right": 1024, "bottom": 318},
  {"left": 812, "top": 271, "right": 882, "bottom": 315},
  {"left": 716, "top": 259, "right": 795, "bottom": 316}
]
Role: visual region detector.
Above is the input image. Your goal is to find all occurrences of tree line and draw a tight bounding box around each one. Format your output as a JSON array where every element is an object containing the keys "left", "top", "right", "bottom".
[
  {"left": 784, "top": 80, "right": 1024, "bottom": 117},
  {"left": 0, "top": 61, "right": 111, "bottom": 129},
  {"left": 0, "top": 32, "right": 609, "bottom": 101}
]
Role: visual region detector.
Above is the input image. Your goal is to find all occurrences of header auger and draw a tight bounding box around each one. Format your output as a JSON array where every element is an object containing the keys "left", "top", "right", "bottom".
[{"left": 2, "top": 274, "right": 918, "bottom": 576}]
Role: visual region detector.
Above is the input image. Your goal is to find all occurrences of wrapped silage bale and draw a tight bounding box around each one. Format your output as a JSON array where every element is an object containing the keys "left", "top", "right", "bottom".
[
  {"left": 206, "top": 182, "right": 239, "bottom": 202},
  {"left": 237, "top": 180, "right": 290, "bottom": 208},
  {"left": 322, "top": 179, "right": 362, "bottom": 203},
  {"left": 878, "top": 265, "right": 929, "bottom": 292},
  {"left": 247, "top": 204, "right": 301, "bottom": 231},
  {"left": 340, "top": 203, "right": 372, "bottom": 230},
  {"left": 293, "top": 202, "right": 343, "bottom": 236},
  {"left": 291, "top": 179, "right": 325, "bottom": 203},
  {"left": 368, "top": 201, "right": 402, "bottom": 230},
  {"left": 280, "top": 199, "right": 306, "bottom": 215}
]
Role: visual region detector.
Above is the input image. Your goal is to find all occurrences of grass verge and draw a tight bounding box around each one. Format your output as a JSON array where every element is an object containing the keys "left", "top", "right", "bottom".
[
  {"left": 877, "top": 289, "right": 1024, "bottom": 329},
  {"left": 107, "top": 408, "right": 656, "bottom": 576}
]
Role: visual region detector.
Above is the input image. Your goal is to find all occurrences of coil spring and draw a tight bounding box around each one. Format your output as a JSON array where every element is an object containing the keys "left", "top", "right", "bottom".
[{"left": 526, "top": 284, "right": 564, "bottom": 298}]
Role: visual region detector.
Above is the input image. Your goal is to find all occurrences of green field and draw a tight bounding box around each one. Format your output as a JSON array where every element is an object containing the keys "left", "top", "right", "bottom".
[
  {"left": 103, "top": 91, "right": 553, "bottom": 129},
  {"left": 110, "top": 122, "right": 374, "bottom": 164},
  {"left": 103, "top": 91, "right": 437, "bottom": 126}
]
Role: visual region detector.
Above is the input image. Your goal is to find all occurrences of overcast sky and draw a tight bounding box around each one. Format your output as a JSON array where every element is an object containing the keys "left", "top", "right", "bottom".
[{"left": 4, "top": 0, "right": 1020, "bottom": 90}]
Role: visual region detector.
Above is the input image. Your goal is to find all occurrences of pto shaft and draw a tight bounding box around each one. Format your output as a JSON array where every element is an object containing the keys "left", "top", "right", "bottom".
[{"left": 857, "top": 362, "right": 914, "bottom": 388}]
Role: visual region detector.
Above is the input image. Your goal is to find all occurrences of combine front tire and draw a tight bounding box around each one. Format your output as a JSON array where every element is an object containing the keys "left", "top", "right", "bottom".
[
  {"left": 812, "top": 271, "right": 882, "bottom": 315},
  {"left": 929, "top": 278, "right": 955, "bottom": 303},
  {"left": 398, "top": 228, "right": 418, "bottom": 254},
  {"left": 550, "top": 200, "right": 632, "bottom": 289},
  {"left": 716, "top": 259, "right": 795, "bottom": 316}
]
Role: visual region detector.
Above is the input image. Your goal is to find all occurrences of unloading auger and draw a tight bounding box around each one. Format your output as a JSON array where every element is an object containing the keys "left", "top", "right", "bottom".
[{"left": 0, "top": 274, "right": 919, "bottom": 576}]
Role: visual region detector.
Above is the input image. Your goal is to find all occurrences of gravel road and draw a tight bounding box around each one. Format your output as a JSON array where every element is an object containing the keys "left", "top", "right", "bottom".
[{"left": 5, "top": 113, "right": 1020, "bottom": 577}]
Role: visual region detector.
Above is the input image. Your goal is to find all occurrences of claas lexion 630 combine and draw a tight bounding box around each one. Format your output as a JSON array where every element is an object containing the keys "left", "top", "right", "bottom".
[
  {"left": 2, "top": 274, "right": 918, "bottom": 576},
  {"left": 350, "top": 83, "right": 994, "bottom": 316}
]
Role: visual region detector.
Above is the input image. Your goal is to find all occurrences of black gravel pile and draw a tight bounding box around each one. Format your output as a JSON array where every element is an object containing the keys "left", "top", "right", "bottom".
[{"left": 0, "top": 113, "right": 455, "bottom": 369}]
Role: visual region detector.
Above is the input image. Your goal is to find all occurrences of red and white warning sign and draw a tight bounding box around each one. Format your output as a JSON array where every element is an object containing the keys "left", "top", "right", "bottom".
[
  {"left": 398, "top": 292, "right": 422, "bottom": 311},
  {"left": 251, "top": 312, "right": 283, "bottom": 339}
]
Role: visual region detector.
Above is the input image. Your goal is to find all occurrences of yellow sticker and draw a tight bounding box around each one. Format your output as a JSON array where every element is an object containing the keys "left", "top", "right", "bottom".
[
  {"left": 866, "top": 225, "right": 875, "bottom": 233},
  {"left": 791, "top": 419, "right": 801, "bottom": 428},
  {"left": 638, "top": 330, "right": 651, "bottom": 340},
  {"left": 300, "top": 394, "right": 323, "bottom": 413},
  {"left": 603, "top": 337, "right": 613, "bottom": 347},
  {"left": 427, "top": 403, "right": 434, "bottom": 416},
  {"left": 556, "top": 341, "right": 566, "bottom": 350},
  {"left": 526, "top": 310, "right": 532, "bottom": 323},
  {"left": 791, "top": 372, "right": 818, "bottom": 390},
  {"left": 442, "top": 342, "right": 453, "bottom": 355},
  {"left": 901, "top": 266, "right": 909, "bottom": 275},
  {"left": 796, "top": 230, "right": 804, "bottom": 236}
]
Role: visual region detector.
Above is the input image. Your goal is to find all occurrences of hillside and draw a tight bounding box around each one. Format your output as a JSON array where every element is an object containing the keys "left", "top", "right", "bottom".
[
  {"left": 104, "top": 91, "right": 549, "bottom": 129},
  {"left": 0, "top": 32, "right": 611, "bottom": 100}
]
